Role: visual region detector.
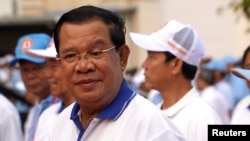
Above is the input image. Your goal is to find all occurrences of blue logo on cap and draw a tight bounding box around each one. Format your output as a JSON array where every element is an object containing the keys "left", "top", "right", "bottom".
[{"left": 10, "top": 33, "right": 51, "bottom": 66}]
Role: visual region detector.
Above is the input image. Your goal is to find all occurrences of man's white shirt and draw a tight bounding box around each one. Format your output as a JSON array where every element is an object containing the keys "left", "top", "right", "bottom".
[
  {"left": 49, "top": 95, "right": 186, "bottom": 141},
  {"left": 158, "top": 88, "right": 222, "bottom": 141},
  {"left": 34, "top": 102, "right": 62, "bottom": 141}
]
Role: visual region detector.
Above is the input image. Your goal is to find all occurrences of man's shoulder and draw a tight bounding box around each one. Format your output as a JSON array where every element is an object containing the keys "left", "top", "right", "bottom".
[
  {"left": 182, "top": 96, "right": 222, "bottom": 122},
  {"left": 125, "top": 94, "right": 168, "bottom": 119}
]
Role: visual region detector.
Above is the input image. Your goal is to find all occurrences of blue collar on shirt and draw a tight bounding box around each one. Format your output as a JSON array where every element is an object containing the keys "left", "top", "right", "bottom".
[
  {"left": 57, "top": 101, "right": 65, "bottom": 114},
  {"left": 70, "top": 79, "right": 135, "bottom": 141},
  {"left": 70, "top": 79, "right": 136, "bottom": 121},
  {"left": 248, "top": 104, "right": 250, "bottom": 110}
]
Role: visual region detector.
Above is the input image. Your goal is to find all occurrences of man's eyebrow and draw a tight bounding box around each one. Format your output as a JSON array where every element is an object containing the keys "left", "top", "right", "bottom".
[
  {"left": 91, "top": 39, "right": 107, "bottom": 45},
  {"left": 60, "top": 46, "right": 76, "bottom": 54}
]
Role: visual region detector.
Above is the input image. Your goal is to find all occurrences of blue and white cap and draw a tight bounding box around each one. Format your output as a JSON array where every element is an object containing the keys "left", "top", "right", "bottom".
[
  {"left": 10, "top": 33, "right": 51, "bottom": 66},
  {"left": 25, "top": 37, "right": 57, "bottom": 58}
]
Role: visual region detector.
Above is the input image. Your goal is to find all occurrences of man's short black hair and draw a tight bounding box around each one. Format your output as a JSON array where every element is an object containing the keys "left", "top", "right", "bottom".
[{"left": 53, "top": 5, "right": 126, "bottom": 53}]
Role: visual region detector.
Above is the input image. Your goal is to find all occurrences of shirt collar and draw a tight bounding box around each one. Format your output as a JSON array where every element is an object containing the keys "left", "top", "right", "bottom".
[
  {"left": 162, "top": 88, "right": 199, "bottom": 118},
  {"left": 57, "top": 101, "right": 65, "bottom": 113},
  {"left": 70, "top": 79, "right": 136, "bottom": 121},
  {"left": 40, "top": 95, "right": 59, "bottom": 115}
]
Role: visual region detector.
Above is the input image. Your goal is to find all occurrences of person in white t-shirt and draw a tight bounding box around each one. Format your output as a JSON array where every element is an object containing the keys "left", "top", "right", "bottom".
[
  {"left": 9, "top": 33, "right": 59, "bottom": 141},
  {"left": 203, "top": 58, "right": 235, "bottom": 114},
  {"left": 195, "top": 68, "right": 231, "bottom": 124},
  {"left": 230, "top": 68, "right": 250, "bottom": 124},
  {"left": 130, "top": 20, "right": 222, "bottom": 141},
  {"left": 48, "top": 5, "right": 186, "bottom": 141},
  {"left": 25, "top": 37, "right": 75, "bottom": 141}
]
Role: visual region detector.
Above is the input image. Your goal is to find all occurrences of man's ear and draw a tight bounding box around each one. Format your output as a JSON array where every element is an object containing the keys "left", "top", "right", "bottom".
[
  {"left": 171, "top": 58, "right": 183, "bottom": 74},
  {"left": 119, "top": 45, "right": 130, "bottom": 71}
]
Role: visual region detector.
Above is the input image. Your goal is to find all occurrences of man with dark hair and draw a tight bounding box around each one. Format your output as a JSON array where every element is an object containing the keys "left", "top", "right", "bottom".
[
  {"left": 130, "top": 20, "right": 222, "bottom": 141},
  {"left": 49, "top": 5, "right": 186, "bottom": 141}
]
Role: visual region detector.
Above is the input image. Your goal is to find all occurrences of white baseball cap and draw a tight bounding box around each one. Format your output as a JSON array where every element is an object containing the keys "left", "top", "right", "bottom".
[
  {"left": 25, "top": 37, "right": 57, "bottom": 58},
  {"left": 231, "top": 68, "right": 250, "bottom": 81},
  {"left": 129, "top": 20, "right": 206, "bottom": 66}
]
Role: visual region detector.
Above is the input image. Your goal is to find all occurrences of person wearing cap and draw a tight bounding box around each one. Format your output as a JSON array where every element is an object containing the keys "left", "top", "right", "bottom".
[
  {"left": 10, "top": 33, "right": 59, "bottom": 141},
  {"left": 222, "top": 54, "right": 249, "bottom": 108},
  {"left": 130, "top": 20, "right": 222, "bottom": 141},
  {"left": 230, "top": 68, "right": 250, "bottom": 124},
  {"left": 48, "top": 5, "right": 186, "bottom": 141},
  {"left": 229, "top": 46, "right": 250, "bottom": 107},
  {"left": 24, "top": 37, "right": 75, "bottom": 141},
  {"left": 195, "top": 68, "right": 231, "bottom": 124},
  {"left": 203, "top": 58, "right": 235, "bottom": 114},
  {"left": 229, "top": 45, "right": 250, "bottom": 124}
]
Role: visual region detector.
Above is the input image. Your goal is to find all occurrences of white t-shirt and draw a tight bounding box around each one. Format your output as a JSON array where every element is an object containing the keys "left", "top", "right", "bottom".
[
  {"left": 232, "top": 95, "right": 250, "bottom": 116},
  {"left": 0, "top": 94, "right": 23, "bottom": 141},
  {"left": 24, "top": 95, "right": 58, "bottom": 141},
  {"left": 34, "top": 102, "right": 63, "bottom": 141},
  {"left": 200, "top": 86, "right": 231, "bottom": 124},
  {"left": 231, "top": 95, "right": 250, "bottom": 124},
  {"left": 48, "top": 81, "right": 186, "bottom": 141},
  {"left": 230, "top": 106, "right": 250, "bottom": 124},
  {"left": 159, "top": 88, "right": 222, "bottom": 141},
  {"left": 215, "top": 80, "right": 235, "bottom": 110}
]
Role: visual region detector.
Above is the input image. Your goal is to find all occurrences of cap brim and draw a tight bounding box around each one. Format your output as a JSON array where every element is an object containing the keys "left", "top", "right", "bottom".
[
  {"left": 231, "top": 68, "right": 250, "bottom": 81},
  {"left": 129, "top": 32, "right": 168, "bottom": 52},
  {"left": 25, "top": 47, "right": 57, "bottom": 59}
]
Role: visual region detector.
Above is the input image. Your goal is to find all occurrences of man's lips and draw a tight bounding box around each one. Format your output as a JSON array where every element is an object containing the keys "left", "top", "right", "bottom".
[{"left": 75, "top": 79, "right": 97, "bottom": 84}]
